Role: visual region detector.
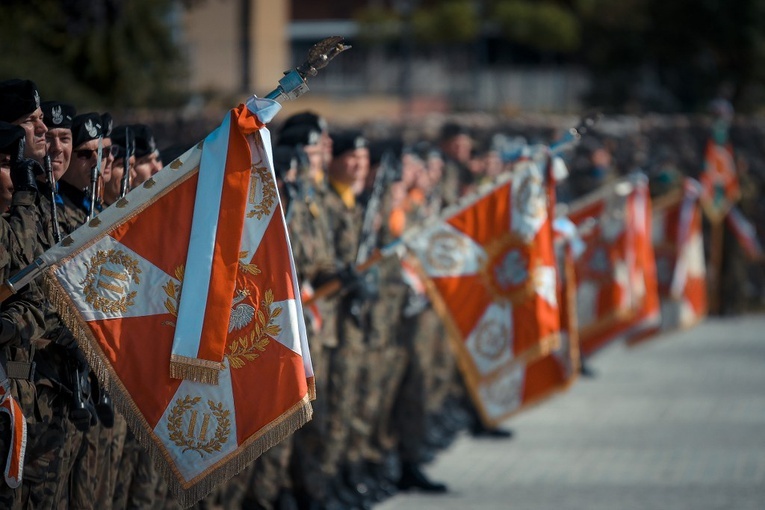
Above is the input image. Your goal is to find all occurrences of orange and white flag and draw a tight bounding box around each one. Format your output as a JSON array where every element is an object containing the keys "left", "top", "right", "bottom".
[
  {"left": 645, "top": 178, "right": 707, "bottom": 335},
  {"left": 39, "top": 97, "right": 313, "bottom": 506},
  {"left": 568, "top": 175, "right": 660, "bottom": 356},
  {"left": 404, "top": 158, "right": 560, "bottom": 427},
  {"left": 699, "top": 139, "right": 740, "bottom": 223}
]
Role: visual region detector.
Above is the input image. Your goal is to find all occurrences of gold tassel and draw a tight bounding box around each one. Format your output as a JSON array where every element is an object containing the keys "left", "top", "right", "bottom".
[{"left": 169, "top": 355, "right": 224, "bottom": 385}]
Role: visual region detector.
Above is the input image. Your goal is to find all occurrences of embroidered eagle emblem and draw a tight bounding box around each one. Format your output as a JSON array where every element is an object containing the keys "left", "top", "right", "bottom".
[{"left": 228, "top": 289, "right": 255, "bottom": 332}]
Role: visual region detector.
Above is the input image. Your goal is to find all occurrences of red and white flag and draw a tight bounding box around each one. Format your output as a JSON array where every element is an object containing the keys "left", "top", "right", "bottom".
[
  {"left": 646, "top": 178, "right": 707, "bottom": 334},
  {"left": 725, "top": 205, "right": 764, "bottom": 261},
  {"left": 404, "top": 157, "right": 561, "bottom": 427},
  {"left": 39, "top": 97, "right": 313, "bottom": 506},
  {"left": 568, "top": 175, "right": 660, "bottom": 356}
]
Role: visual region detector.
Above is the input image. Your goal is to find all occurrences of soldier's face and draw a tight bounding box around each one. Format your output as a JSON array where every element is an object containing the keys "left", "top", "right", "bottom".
[
  {"left": 45, "top": 127, "right": 73, "bottom": 181},
  {"left": 100, "top": 137, "right": 114, "bottom": 183},
  {"left": 104, "top": 155, "right": 135, "bottom": 205},
  {"left": 65, "top": 138, "right": 101, "bottom": 189},
  {"left": 442, "top": 134, "right": 472, "bottom": 164},
  {"left": 14, "top": 107, "right": 47, "bottom": 162},
  {"left": 328, "top": 148, "right": 365, "bottom": 187},
  {"left": 132, "top": 154, "right": 154, "bottom": 188},
  {"left": 303, "top": 144, "right": 324, "bottom": 178}
]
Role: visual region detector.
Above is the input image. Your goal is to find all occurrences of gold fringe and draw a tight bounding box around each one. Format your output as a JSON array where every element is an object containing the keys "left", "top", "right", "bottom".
[
  {"left": 306, "top": 376, "right": 316, "bottom": 401},
  {"left": 43, "top": 270, "right": 315, "bottom": 509},
  {"left": 168, "top": 355, "right": 224, "bottom": 385}
]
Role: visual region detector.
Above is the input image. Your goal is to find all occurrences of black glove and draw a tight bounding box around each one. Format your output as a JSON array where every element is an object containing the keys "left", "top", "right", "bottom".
[
  {"left": 90, "top": 372, "right": 115, "bottom": 428},
  {"left": 10, "top": 138, "right": 43, "bottom": 193},
  {"left": 69, "top": 361, "right": 98, "bottom": 432},
  {"left": 337, "top": 265, "right": 379, "bottom": 302}
]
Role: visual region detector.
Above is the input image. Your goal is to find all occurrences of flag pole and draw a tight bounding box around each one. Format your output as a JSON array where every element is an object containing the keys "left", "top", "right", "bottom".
[{"left": 0, "top": 36, "right": 350, "bottom": 305}]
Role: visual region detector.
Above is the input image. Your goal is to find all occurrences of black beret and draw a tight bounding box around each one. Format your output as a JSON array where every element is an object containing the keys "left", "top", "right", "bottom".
[
  {"left": 0, "top": 79, "right": 41, "bottom": 123},
  {"left": 160, "top": 143, "right": 194, "bottom": 166},
  {"left": 278, "top": 124, "right": 322, "bottom": 148},
  {"left": 272, "top": 145, "right": 297, "bottom": 180},
  {"left": 101, "top": 112, "right": 113, "bottom": 137},
  {"left": 331, "top": 131, "right": 367, "bottom": 158},
  {"left": 110, "top": 125, "right": 133, "bottom": 160},
  {"left": 440, "top": 122, "right": 470, "bottom": 141},
  {"left": 130, "top": 124, "right": 158, "bottom": 159},
  {"left": 368, "top": 138, "right": 404, "bottom": 168},
  {"left": 41, "top": 101, "right": 76, "bottom": 130},
  {"left": 0, "top": 121, "right": 25, "bottom": 155},
  {"left": 281, "top": 111, "right": 327, "bottom": 134},
  {"left": 71, "top": 113, "right": 104, "bottom": 148}
]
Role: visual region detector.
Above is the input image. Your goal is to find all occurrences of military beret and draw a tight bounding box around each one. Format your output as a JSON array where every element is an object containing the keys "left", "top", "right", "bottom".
[
  {"left": 440, "top": 122, "right": 470, "bottom": 141},
  {"left": 101, "top": 112, "right": 113, "bottom": 137},
  {"left": 281, "top": 111, "right": 327, "bottom": 134},
  {"left": 41, "top": 101, "right": 76, "bottom": 130},
  {"left": 368, "top": 138, "right": 404, "bottom": 167},
  {"left": 331, "top": 131, "right": 367, "bottom": 158},
  {"left": 130, "top": 124, "right": 158, "bottom": 159},
  {"left": 0, "top": 79, "right": 41, "bottom": 123},
  {"left": 71, "top": 113, "right": 104, "bottom": 148},
  {"left": 0, "top": 121, "right": 25, "bottom": 155},
  {"left": 272, "top": 145, "right": 297, "bottom": 180},
  {"left": 110, "top": 125, "right": 133, "bottom": 160},
  {"left": 278, "top": 124, "right": 322, "bottom": 148}
]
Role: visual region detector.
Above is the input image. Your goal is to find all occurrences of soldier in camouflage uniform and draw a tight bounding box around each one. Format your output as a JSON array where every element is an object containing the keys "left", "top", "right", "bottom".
[{"left": 0, "top": 78, "right": 94, "bottom": 509}]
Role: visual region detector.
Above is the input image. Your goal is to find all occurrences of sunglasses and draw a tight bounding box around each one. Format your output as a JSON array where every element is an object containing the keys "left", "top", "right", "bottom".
[{"left": 75, "top": 145, "right": 114, "bottom": 160}]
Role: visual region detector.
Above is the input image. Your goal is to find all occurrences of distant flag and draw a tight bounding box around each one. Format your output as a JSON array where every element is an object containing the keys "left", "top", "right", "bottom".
[
  {"left": 699, "top": 139, "right": 740, "bottom": 223},
  {"left": 568, "top": 175, "right": 660, "bottom": 356},
  {"left": 725, "top": 205, "right": 764, "bottom": 262},
  {"left": 404, "top": 157, "right": 561, "bottom": 426}
]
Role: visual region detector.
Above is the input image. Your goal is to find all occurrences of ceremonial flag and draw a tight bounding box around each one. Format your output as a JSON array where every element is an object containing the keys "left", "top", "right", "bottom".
[
  {"left": 568, "top": 175, "right": 660, "bottom": 356},
  {"left": 404, "top": 158, "right": 560, "bottom": 427},
  {"left": 725, "top": 205, "right": 764, "bottom": 261},
  {"left": 699, "top": 139, "right": 740, "bottom": 223},
  {"left": 38, "top": 97, "right": 313, "bottom": 506},
  {"left": 643, "top": 178, "right": 707, "bottom": 335}
]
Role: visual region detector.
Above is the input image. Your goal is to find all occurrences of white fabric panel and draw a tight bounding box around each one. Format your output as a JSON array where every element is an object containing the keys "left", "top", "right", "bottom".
[
  {"left": 407, "top": 222, "right": 486, "bottom": 278},
  {"left": 465, "top": 301, "right": 514, "bottom": 376}
]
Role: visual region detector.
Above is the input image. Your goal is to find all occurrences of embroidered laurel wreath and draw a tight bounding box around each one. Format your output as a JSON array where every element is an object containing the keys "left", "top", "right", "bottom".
[
  {"left": 82, "top": 249, "right": 142, "bottom": 313},
  {"left": 226, "top": 288, "right": 282, "bottom": 369},
  {"left": 167, "top": 395, "right": 231, "bottom": 457},
  {"left": 247, "top": 164, "right": 277, "bottom": 220},
  {"left": 162, "top": 265, "right": 185, "bottom": 327}
]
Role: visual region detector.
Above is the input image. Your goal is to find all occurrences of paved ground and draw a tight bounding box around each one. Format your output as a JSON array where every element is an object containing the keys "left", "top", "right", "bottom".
[{"left": 377, "top": 315, "right": 765, "bottom": 510}]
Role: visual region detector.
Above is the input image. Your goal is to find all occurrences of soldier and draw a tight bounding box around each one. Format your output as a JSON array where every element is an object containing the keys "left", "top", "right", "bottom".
[
  {"left": 129, "top": 124, "right": 161, "bottom": 187},
  {"left": 57, "top": 112, "right": 107, "bottom": 229},
  {"left": 0, "top": 78, "right": 95, "bottom": 509},
  {"left": 273, "top": 121, "right": 348, "bottom": 510},
  {"left": 103, "top": 126, "right": 135, "bottom": 207}
]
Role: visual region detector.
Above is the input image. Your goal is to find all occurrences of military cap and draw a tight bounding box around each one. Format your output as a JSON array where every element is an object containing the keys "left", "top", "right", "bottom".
[
  {"left": 440, "top": 122, "right": 471, "bottom": 141},
  {"left": 369, "top": 138, "right": 404, "bottom": 168},
  {"left": 101, "top": 112, "right": 114, "bottom": 137},
  {"left": 110, "top": 125, "right": 133, "bottom": 160},
  {"left": 280, "top": 111, "right": 327, "bottom": 134},
  {"left": 160, "top": 143, "right": 193, "bottom": 167},
  {"left": 272, "top": 145, "right": 297, "bottom": 180},
  {"left": 130, "top": 124, "right": 158, "bottom": 159},
  {"left": 71, "top": 113, "right": 104, "bottom": 148},
  {"left": 41, "top": 101, "right": 76, "bottom": 130},
  {"left": 0, "top": 121, "right": 25, "bottom": 155},
  {"left": 0, "top": 79, "right": 41, "bottom": 123},
  {"left": 278, "top": 124, "right": 322, "bottom": 148},
  {"left": 331, "top": 130, "right": 367, "bottom": 158}
]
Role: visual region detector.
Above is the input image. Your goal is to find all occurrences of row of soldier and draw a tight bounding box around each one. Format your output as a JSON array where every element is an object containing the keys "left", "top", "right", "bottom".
[{"left": 0, "top": 77, "right": 517, "bottom": 510}]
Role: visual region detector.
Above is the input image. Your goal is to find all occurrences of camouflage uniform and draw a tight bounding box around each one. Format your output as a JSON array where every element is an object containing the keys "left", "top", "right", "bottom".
[{"left": 287, "top": 183, "right": 339, "bottom": 505}]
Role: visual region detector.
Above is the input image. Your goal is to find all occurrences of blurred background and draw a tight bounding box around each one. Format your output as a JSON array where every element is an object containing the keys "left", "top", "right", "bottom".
[{"left": 2, "top": 0, "right": 764, "bottom": 118}]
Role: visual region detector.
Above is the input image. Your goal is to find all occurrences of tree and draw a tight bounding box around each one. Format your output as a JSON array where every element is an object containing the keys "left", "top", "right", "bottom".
[{"left": 0, "top": 0, "right": 188, "bottom": 109}]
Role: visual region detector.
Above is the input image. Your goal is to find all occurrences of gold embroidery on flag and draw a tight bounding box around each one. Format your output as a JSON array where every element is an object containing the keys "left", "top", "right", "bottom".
[
  {"left": 163, "top": 265, "right": 185, "bottom": 327},
  {"left": 246, "top": 164, "right": 276, "bottom": 220},
  {"left": 481, "top": 232, "right": 538, "bottom": 304},
  {"left": 82, "top": 250, "right": 142, "bottom": 313},
  {"left": 424, "top": 230, "right": 470, "bottom": 273},
  {"left": 237, "top": 252, "right": 261, "bottom": 276},
  {"left": 167, "top": 395, "right": 231, "bottom": 457},
  {"left": 226, "top": 289, "right": 282, "bottom": 369}
]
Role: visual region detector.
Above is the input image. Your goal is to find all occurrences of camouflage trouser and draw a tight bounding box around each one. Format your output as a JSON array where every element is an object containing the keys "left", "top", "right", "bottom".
[
  {"left": 94, "top": 412, "right": 127, "bottom": 509},
  {"left": 112, "top": 430, "right": 157, "bottom": 510},
  {"left": 322, "top": 327, "right": 364, "bottom": 475},
  {"left": 0, "top": 372, "right": 82, "bottom": 510},
  {"left": 290, "top": 335, "right": 331, "bottom": 501},
  {"left": 420, "top": 309, "right": 459, "bottom": 416},
  {"left": 392, "top": 315, "right": 429, "bottom": 463},
  {"left": 68, "top": 422, "right": 100, "bottom": 510}
]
